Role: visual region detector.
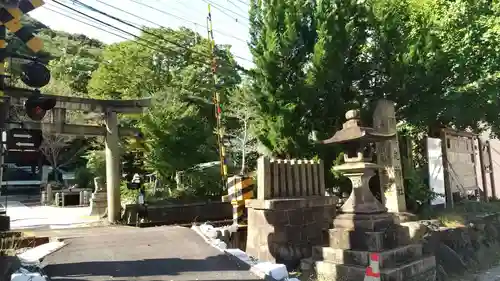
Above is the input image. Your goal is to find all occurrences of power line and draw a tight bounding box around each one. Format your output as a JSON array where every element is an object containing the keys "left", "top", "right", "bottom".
[
  {"left": 233, "top": 0, "right": 249, "bottom": 5},
  {"left": 66, "top": 0, "right": 252, "bottom": 63},
  {"left": 46, "top": 2, "right": 142, "bottom": 39},
  {"left": 42, "top": 6, "right": 133, "bottom": 42},
  {"left": 51, "top": 0, "right": 210, "bottom": 65},
  {"left": 93, "top": 0, "right": 162, "bottom": 29},
  {"left": 42, "top": 5, "right": 225, "bottom": 88},
  {"left": 49, "top": 0, "right": 250, "bottom": 71},
  {"left": 201, "top": 0, "right": 249, "bottom": 23},
  {"left": 226, "top": 0, "right": 248, "bottom": 15},
  {"left": 66, "top": 0, "right": 210, "bottom": 58},
  {"left": 125, "top": 0, "right": 247, "bottom": 43},
  {"left": 45, "top": 3, "right": 140, "bottom": 38}
]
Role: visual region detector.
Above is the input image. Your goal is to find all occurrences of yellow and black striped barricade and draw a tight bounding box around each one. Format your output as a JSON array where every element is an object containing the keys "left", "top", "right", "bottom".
[
  {"left": 0, "top": 0, "right": 45, "bottom": 53},
  {"left": 226, "top": 175, "right": 254, "bottom": 227}
]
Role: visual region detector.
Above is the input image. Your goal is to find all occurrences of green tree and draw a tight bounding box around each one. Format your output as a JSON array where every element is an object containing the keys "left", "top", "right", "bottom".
[
  {"left": 225, "top": 82, "right": 258, "bottom": 174},
  {"left": 305, "top": 0, "right": 371, "bottom": 140},
  {"left": 48, "top": 49, "right": 102, "bottom": 95},
  {"left": 249, "top": 0, "right": 500, "bottom": 153},
  {"left": 88, "top": 27, "right": 240, "bottom": 100},
  {"left": 248, "top": 0, "right": 500, "bottom": 203},
  {"left": 140, "top": 91, "right": 218, "bottom": 188},
  {"left": 88, "top": 27, "right": 241, "bottom": 196},
  {"left": 248, "top": 0, "right": 316, "bottom": 158}
]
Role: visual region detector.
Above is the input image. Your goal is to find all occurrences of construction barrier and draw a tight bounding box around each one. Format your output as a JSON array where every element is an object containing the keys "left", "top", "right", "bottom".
[
  {"left": 364, "top": 253, "right": 381, "bottom": 281},
  {"left": 226, "top": 175, "right": 254, "bottom": 227}
]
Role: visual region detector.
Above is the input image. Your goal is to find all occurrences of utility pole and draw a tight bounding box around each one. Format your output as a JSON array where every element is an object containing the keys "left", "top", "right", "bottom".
[{"left": 207, "top": 5, "right": 228, "bottom": 188}]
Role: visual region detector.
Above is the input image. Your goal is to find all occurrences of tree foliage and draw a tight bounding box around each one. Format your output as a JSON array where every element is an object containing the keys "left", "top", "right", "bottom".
[
  {"left": 248, "top": 0, "right": 500, "bottom": 160},
  {"left": 12, "top": 1, "right": 500, "bottom": 203},
  {"left": 225, "top": 82, "right": 258, "bottom": 174},
  {"left": 87, "top": 27, "right": 241, "bottom": 195},
  {"left": 88, "top": 27, "right": 240, "bottom": 100}
]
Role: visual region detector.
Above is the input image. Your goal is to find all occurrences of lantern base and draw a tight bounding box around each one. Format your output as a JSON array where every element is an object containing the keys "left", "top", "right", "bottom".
[{"left": 333, "top": 212, "right": 396, "bottom": 232}]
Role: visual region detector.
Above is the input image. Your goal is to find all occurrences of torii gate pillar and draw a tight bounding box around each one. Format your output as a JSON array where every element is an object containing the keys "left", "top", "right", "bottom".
[{"left": 105, "top": 111, "right": 120, "bottom": 223}]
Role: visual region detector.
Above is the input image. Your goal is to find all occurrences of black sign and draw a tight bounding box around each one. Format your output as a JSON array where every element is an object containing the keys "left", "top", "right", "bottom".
[
  {"left": 5, "top": 150, "right": 46, "bottom": 166},
  {"left": 7, "top": 128, "right": 43, "bottom": 150}
]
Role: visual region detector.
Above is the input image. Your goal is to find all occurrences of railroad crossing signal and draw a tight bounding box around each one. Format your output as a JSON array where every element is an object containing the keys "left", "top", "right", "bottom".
[
  {"left": 6, "top": 127, "right": 42, "bottom": 150},
  {"left": 0, "top": 0, "right": 45, "bottom": 53},
  {"left": 24, "top": 92, "right": 56, "bottom": 121},
  {"left": 0, "top": 0, "right": 46, "bottom": 104}
]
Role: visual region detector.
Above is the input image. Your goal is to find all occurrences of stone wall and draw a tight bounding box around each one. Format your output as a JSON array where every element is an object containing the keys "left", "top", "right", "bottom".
[
  {"left": 122, "top": 201, "right": 232, "bottom": 225},
  {"left": 246, "top": 197, "right": 337, "bottom": 269},
  {"left": 402, "top": 213, "right": 500, "bottom": 281}
]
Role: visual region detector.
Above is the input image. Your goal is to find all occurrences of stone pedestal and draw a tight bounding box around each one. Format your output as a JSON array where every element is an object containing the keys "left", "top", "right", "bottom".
[
  {"left": 312, "top": 164, "right": 436, "bottom": 281},
  {"left": 89, "top": 177, "right": 107, "bottom": 217},
  {"left": 46, "top": 184, "right": 53, "bottom": 205},
  {"left": 246, "top": 197, "right": 337, "bottom": 269}
]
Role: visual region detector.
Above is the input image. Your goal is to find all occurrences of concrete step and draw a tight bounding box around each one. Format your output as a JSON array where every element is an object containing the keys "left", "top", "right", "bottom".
[
  {"left": 315, "top": 255, "right": 436, "bottom": 281},
  {"left": 312, "top": 244, "right": 423, "bottom": 268}
]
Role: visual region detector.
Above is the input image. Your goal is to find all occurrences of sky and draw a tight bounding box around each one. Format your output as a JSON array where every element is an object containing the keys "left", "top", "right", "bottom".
[{"left": 28, "top": 0, "right": 253, "bottom": 68}]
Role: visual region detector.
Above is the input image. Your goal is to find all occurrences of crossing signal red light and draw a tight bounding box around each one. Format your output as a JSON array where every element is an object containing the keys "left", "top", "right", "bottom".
[
  {"left": 20, "top": 62, "right": 51, "bottom": 89},
  {"left": 24, "top": 95, "right": 57, "bottom": 121}
]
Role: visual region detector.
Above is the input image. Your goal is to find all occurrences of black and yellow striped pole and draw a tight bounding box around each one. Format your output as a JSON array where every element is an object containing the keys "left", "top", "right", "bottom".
[
  {"left": 227, "top": 175, "right": 254, "bottom": 227},
  {"left": 207, "top": 5, "right": 228, "bottom": 187}
]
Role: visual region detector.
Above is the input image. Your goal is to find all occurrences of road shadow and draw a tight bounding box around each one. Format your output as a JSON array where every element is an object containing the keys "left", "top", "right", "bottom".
[
  {"left": 45, "top": 254, "right": 255, "bottom": 278},
  {"left": 49, "top": 279, "right": 261, "bottom": 281}
]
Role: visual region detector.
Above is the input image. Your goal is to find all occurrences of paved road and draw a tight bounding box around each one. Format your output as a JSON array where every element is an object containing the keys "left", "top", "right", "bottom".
[
  {"left": 4, "top": 200, "right": 100, "bottom": 230},
  {"left": 42, "top": 225, "right": 262, "bottom": 281}
]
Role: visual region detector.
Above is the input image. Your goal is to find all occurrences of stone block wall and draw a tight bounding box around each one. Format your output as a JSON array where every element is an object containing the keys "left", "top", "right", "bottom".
[
  {"left": 401, "top": 213, "right": 500, "bottom": 281},
  {"left": 122, "top": 201, "right": 232, "bottom": 225},
  {"left": 246, "top": 196, "right": 337, "bottom": 269}
]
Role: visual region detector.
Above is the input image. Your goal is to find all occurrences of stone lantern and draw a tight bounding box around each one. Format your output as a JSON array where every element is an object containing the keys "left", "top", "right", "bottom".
[
  {"left": 321, "top": 109, "right": 395, "bottom": 229},
  {"left": 311, "top": 109, "right": 436, "bottom": 281}
]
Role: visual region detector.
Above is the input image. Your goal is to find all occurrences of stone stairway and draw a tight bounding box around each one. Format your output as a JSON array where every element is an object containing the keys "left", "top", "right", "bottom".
[{"left": 311, "top": 220, "right": 436, "bottom": 281}]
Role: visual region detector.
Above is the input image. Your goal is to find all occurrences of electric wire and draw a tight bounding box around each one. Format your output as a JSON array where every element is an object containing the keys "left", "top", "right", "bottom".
[
  {"left": 45, "top": 3, "right": 141, "bottom": 37},
  {"left": 201, "top": 0, "right": 249, "bottom": 22},
  {"left": 233, "top": 0, "right": 249, "bottom": 6},
  {"left": 226, "top": 0, "right": 248, "bottom": 15},
  {"left": 41, "top": 5, "right": 243, "bottom": 104},
  {"left": 93, "top": 0, "right": 162, "bottom": 29},
  {"left": 47, "top": 0, "right": 250, "bottom": 72},
  {"left": 64, "top": 0, "right": 252, "bottom": 63},
  {"left": 125, "top": 0, "right": 248, "bottom": 43},
  {"left": 154, "top": 0, "right": 249, "bottom": 25},
  {"left": 51, "top": 0, "right": 211, "bottom": 67},
  {"left": 64, "top": 0, "right": 210, "bottom": 59},
  {"left": 42, "top": 6, "right": 135, "bottom": 42}
]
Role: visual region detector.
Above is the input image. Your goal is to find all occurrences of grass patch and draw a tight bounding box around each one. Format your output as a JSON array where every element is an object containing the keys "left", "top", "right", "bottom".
[{"left": 422, "top": 200, "right": 500, "bottom": 227}]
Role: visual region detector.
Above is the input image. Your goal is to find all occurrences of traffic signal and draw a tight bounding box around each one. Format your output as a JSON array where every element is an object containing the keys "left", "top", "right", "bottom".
[
  {"left": 24, "top": 94, "right": 56, "bottom": 121},
  {"left": 20, "top": 62, "right": 51, "bottom": 89}
]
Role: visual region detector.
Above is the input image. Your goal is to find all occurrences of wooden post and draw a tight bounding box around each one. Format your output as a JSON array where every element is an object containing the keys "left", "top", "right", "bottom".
[
  {"left": 478, "top": 139, "right": 489, "bottom": 202},
  {"left": 487, "top": 140, "right": 497, "bottom": 199},
  {"left": 257, "top": 156, "right": 271, "bottom": 200},
  {"left": 440, "top": 130, "right": 454, "bottom": 208}
]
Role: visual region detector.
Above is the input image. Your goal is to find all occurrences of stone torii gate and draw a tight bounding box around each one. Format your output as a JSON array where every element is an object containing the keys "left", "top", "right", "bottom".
[{"left": 5, "top": 87, "right": 151, "bottom": 223}]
